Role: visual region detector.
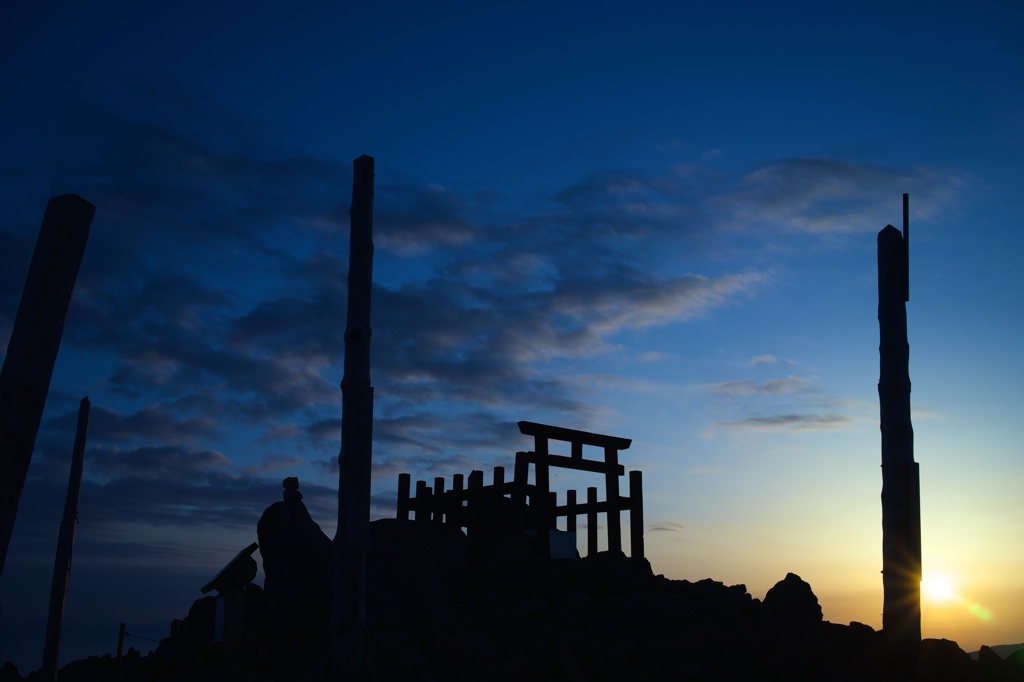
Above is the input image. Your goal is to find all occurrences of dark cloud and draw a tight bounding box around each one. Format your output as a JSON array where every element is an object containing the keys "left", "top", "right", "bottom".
[
  {"left": 722, "top": 413, "right": 850, "bottom": 431},
  {"left": 649, "top": 520, "right": 686, "bottom": 533},
  {"left": 375, "top": 182, "right": 481, "bottom": 256},
  {"left": 42, "top": 403, "right": 219, "bottom": 444}
]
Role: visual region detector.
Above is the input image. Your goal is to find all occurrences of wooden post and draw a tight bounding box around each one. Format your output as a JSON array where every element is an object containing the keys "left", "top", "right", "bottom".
[
  {"left": 604, "top": 446, "right": 621, "bottom": 553},
  {"left": 629, "top": 470, "right": 644, "bottom": 560},
  {"left": 513, "top": 452, "right": 529, "bottom": 508},
  {"left": 0, "top": 195, "right": 93, "bottom": 580},
  {"left": 433, "top": 477, "right": 445, "bottom": 524},
  {"left": 40, "top": 397, "right": 90, "bottom": 682},
  {"left": 467, "top": 470, "right": 483, "bottom": 540},
  {"left": 451, "top": 474, "right": 464, "bottom": 528},
  {"left": 878, "top": 195, "right": 921, "bottom": 649},
  {"left": 414, "top": 480, "right": 430, "bottom": 522},
  {"left": 116, "top": 622, "right": 126, "bottom": 664},
  {"left": 333, "top": 155, "right": 376, "bottom": 681},
  {"left": 397, "top": 473, "right": 411, "bottom": 520},
  {"left": 534, "top": 440, "right": 551, "bottom": 559},
  {"left": 586, "top": 486, "right": 598, "bottom": 557},
  {"left": 566, "top": 489, "right": 577, "bottom": 537}
]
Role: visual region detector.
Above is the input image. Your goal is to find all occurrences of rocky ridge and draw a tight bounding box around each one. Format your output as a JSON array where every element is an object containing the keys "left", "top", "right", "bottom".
[{"left": 6, "top": 488, "right": 1024, "bottom": 681}]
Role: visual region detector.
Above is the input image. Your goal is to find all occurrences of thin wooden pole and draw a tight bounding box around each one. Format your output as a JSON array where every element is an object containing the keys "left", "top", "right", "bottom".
[
  {"left": 433, "top": 477, "right": 445, "bottom": 524},
  {"left": 333, "top": 155, "right": 376, "bottom": 681},
  {"left": 40, "top": 397, "right": 90, "bottom": 681},
  {"left": 604, "top": 446, "right": 621, "bottom": 553},
  {"left": 116, "top": 622, "right": 126, "bottom": 664},
  {"left": 0, "top": 195, "right": 93, "bottom": 580},
  {"left": 878, "top": 196, "right": 921, "bottom": 649},
  {"left": 586, "top": 487, "right": 598, "bottom": 557}
]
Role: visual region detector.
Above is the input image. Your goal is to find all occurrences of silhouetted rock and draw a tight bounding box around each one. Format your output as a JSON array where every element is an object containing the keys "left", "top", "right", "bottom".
[
  {"left": 44, "top": 500, "right": 1024, "bottom": 682},
  {"left": 0, "top": 662, "right": 20, "bottom": 682},
  {"left": 256, "top": 477, "right": 333, "bottom": 623},
  {"left": 916, "top": 638, "right": 977, "bottom": 681},
  {"left": 762, "top": 571, "right": 823, "bottom": 626}
]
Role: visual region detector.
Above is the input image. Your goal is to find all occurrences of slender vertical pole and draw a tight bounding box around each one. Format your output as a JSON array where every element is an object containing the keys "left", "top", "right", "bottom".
[
  {"left": 903, "top": 193, "right": 910, "bottom": 303},
  {"left": 40, "top": 397, "right": 90, "bottom": 681},
  {"left": 116, "top": 622, "right": 126, "bottom": 664},
  {"left": 0, "top": 195, "right": 93, "bottom": 580},
  {"left": 604, "top": 446, "right": 621, "bottom": 553},
  {"left": 878, "top": 194, "right": 921, "bottom": 649},
  {"left": 586, "top": 486, "right": 598, "bottom": 557},
  {"left": 533, "top": 440, "right": 551, "bottom": 559},
  {"left": 333, "top": 156, "right": 375, "bottom": 681}
]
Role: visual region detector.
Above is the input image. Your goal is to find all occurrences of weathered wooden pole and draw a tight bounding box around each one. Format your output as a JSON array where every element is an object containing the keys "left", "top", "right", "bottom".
[
  {"left": 878, "top": 193, "right": 921, "bottom": 648},
  {"left": 115, "top": 622, "right": 126, "bottom": 664},
  {"left": 40, "top": 396, "right": 90, "bottom": 682},
  {"left": 332, "top": 155, "right": 375, "bottom": 680},
  {"left": 0, "top": 194, "right": 93, "bottom": 581}
]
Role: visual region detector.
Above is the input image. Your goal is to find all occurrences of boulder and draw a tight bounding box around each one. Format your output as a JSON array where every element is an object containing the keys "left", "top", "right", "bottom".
[
  {"left": 256, "top": 478, "right": 333, "bottom": 622},
  {"left": 762, "top": 572, "right": 823, "bottom": 626}
]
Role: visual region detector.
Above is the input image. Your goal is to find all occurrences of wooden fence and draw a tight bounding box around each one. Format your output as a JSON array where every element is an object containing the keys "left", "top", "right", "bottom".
[{"left": 395, "top": 421, "right": 643, "bottom": 559}]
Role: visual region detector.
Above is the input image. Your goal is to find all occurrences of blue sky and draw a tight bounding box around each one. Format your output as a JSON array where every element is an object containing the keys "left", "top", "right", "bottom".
[{"left": 2, "top": 0, "right": 1022, "bottom": 670}]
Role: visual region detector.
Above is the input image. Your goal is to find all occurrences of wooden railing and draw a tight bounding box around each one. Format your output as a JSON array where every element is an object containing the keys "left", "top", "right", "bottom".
[{"left": 395, "top": 421, "right": 643, "bottom": 559}]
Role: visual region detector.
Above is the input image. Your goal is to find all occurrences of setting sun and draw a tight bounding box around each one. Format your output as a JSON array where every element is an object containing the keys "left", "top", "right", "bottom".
[{"left": 923, "top": 575, "right": 956, "bottom": 604}]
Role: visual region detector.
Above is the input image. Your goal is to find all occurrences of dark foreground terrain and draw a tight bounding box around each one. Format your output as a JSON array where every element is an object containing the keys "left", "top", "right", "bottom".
[{"left": 5, "top": 514, "right": 1023, "bottom": 681}]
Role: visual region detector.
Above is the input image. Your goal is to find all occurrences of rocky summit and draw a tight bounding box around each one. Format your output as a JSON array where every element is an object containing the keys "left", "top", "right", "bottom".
[{"left": 7, "top": 503, "right": 1024, "bottom": 681}]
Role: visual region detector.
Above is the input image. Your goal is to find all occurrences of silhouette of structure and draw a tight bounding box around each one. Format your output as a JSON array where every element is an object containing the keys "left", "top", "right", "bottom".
[
  {"left": 333, "top": 155, "right": 376, "bottom": 681},
  {"left": 396, "top": 420, "right": 644, "bottom": 560},
  {"left": 878, "top": 193, "right": 921, "bottom": 648},
  {"left": 200, "top": 542, "right": 259, "bottom": 678},
  {"left": 41, "top": 396, "right": 90, "bottom": 682},
  {"left": 0, "top": 194, "right": 93, "bottom": 581}
]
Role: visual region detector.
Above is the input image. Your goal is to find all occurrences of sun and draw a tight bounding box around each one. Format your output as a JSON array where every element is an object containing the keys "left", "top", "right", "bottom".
[{"left": 922, "top": 575, "right": 957, "bottom": 604}]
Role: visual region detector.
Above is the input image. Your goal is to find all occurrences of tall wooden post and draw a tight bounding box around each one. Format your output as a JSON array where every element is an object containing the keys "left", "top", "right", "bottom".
[
  {"left": 40, "top": 397, "right": 90, "bottom": 682},
  {"left": 0, "top": 194, "right": 93, "bottom": 581},
  {"left": 332, "top": 155, "right": 375, "bottom": 680},
  {"left": 878, "top": 193, "right": 921, "bottom": 648}
]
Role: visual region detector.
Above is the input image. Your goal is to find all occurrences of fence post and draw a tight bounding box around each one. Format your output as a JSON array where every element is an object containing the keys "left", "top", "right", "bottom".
[
  {"left": 467, "top": 470, "right": 483, "bottom": 540},
  {"left": 433, "top": 477, "right": 445, "bottom": 524},
  {"left": 604, "top": 446, "right": 621, "bottom": 553},
  {"left": 452, "top": 474, "right": 465, "bottom": 528},
  {"left": 566, "top": 489, "right": 577, "bottom": 537},
  {"left": 513, "top": 453, "right": 529, "bottom": 509},
  {"left": 586, "top": 486, "right": 598, "bottom": 557},
  {"left": 534, "top": 440, "right": 551, "bottom": 559},
  {"left": 629, "top": 470, "right": 644, "bottom": 559},
  {"left": 397, "top": 473, "right": 411, "bottom": 520},
  {"left": 414, "top": 480, "right": 430, "bottom": 522}
]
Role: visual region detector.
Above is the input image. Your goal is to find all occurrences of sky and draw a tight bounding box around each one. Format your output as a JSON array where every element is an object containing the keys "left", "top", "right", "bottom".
[{"left": 1, "top": 0, "right": 1022, "bottom": 671}]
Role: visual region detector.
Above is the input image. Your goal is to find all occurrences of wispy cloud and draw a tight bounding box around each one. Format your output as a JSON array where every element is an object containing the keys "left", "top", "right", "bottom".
[
  {"left": 1, "top": 90, "right": 963, "bottom": 570},
  {"left": 750, "top": 354, "right": 797, "bottom": 367},
  {"left": 714, "top": 158, "right": 962, "bottom": 234},
  {"left": 709, "top": 375, "right": 811, "bottom": 397},
  {"left": 649, "top": 520, "right": 687, "bottom": 533},
  {"left": 721, "top": 413, "right": 851, "bottom": 431}
]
